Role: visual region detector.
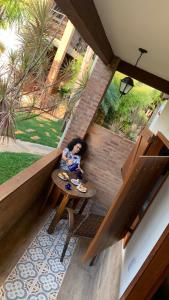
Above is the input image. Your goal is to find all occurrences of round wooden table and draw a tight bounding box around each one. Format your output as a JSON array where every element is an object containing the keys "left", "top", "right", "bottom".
[{"left": 47, "top": 169, "right": 96, "bottom": 234}]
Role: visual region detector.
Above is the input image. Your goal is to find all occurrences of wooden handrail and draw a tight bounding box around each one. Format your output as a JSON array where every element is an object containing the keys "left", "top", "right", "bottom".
[
  {"left": 0, "top": 148, "right": 61, "bottom": 240},
  {"left": 0, "top": 148, "right": 61, "bottom": 202}
]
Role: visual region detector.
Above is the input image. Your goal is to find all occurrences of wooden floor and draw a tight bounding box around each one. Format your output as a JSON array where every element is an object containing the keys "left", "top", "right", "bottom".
[
  {"left": 57, "top": 239, "right": 122, "bottom": 300},
  {"left": 0, "top": 206, "right": 122, "bottom": 300}
]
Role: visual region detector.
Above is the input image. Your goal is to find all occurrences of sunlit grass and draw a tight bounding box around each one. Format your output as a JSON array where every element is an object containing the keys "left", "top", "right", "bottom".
[
  {"left": 16, "top": 114, "right": 63, "bottom": 148},
  {"left": 0, "top": 152, "right": 41, "bottom": 185}
]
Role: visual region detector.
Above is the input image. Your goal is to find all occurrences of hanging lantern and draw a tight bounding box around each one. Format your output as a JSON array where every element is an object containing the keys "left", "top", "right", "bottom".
[
  {"left": 119, "top": 48, "right": 148, "bottom": 96},
  {"left": 119, "top": 76, "right": 134, "bottom": 95}
]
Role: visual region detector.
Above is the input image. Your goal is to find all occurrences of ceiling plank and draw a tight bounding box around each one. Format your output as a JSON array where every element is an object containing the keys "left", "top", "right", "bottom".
[
  {"left": 55, "top": 0, "right": 114, "bottom": 64},
  {"left": 118, "top": 60, "right": 169, "bottom": 94}
]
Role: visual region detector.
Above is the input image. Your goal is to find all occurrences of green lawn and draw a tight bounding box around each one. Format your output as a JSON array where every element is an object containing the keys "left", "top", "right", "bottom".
[
  {"left": 16, "top": 114, "right": 63, "bottom": 148},
  {"left": 0, "top": 152, "right": 41, "bottom": 185}
]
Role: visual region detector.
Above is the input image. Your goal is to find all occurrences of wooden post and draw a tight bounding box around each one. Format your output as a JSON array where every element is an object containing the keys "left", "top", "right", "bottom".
[{"left": 44, "top": 20, "right": 75, "bottom": 98}]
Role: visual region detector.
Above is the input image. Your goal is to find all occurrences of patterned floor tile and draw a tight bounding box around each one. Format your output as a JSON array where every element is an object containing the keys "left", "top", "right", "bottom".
[{"left": 0, "top": 214, "right": 77, "bottom": 300}]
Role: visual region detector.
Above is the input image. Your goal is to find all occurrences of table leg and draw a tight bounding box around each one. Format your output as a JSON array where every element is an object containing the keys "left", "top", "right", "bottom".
[
  {"left": 51, "top": 188, "right": 62, "bottom": 209},
  {"left": 48, "top": 194, "right": 69, "bottom": 234},
  {"left": 40, "top": 181, "right": 55, "bottom": 214},
  {"left": 78, "top": 198, "right": 87, "bottom": 215},
  {"left": 72, "top": 198, "right": 80, "bottom": 210}
]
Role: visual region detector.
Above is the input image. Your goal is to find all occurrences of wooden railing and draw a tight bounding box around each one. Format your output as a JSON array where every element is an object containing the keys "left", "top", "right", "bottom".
[{"left": 0, "top": 149, "right": 61, "bottom": 240}]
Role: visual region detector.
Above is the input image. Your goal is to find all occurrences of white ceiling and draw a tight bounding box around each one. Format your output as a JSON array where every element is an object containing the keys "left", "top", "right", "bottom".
[{"left": 94, "top": 0, "right": 169, "bottom": 81}]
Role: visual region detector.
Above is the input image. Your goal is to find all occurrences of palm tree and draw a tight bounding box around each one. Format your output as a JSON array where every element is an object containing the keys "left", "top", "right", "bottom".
[
  {"left": 0, "top": 0, "right": 90, "bottom": 139},
  {"left": 0, "top": 0, "right": 27, "bottom": 28},
  {"left": 0, "top": 0, "right": 69, "bottom": 138},
  {"left": 95, "top": 82, "right": 119, "bottom": 126}
]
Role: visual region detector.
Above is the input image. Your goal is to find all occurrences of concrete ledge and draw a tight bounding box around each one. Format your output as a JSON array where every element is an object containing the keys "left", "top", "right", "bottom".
[{"left": 0, "top": 138, "right": 55, "bottom": 155}]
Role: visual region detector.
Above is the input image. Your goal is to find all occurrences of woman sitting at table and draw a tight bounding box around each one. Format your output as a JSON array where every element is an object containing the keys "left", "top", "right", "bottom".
[{"left": 59, "top": 137, "right": 87, "bottom": 173}]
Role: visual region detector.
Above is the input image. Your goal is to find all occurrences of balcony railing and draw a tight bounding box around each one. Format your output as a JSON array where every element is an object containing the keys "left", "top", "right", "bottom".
[{"left": 0, "top": 148, "right": 61, "bottom": 240}]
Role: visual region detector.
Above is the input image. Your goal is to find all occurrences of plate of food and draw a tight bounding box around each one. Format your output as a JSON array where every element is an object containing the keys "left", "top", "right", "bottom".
[
  {"left": 77, "top": 184, "right": 87, "bottom": 193},
  {"left": 58, "top": 172, "right": 69, "bottom": 181},
  {"left": 71, "top": 178, "right": 80, "bottom": 186}
]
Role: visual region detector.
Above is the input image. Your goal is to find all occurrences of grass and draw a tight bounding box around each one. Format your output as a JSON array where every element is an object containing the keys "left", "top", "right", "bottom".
[
  {"left": 16, "top": 114, "right": 63, "bottom": 148},
  {"left": 0, "top": 152, "right": 41, "bottom": 185},
  {"left": 0, "top": 114, "right": 63, "bottom": 185}
]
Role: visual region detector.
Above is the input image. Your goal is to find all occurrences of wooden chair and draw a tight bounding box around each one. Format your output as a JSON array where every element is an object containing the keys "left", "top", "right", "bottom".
[{"left": 60, "top": 208, "right": 104, "bottom": 262}]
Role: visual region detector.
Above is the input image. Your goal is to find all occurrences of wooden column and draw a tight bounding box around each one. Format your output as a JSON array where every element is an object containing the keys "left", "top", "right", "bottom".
[{"left": 45, "top": 20, "right": 75, "bottom": 97}]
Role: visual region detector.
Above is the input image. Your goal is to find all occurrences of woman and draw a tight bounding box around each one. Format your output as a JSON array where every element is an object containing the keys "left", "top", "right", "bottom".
[{"left": 59, "top": 138, "right": 87, "bottom": 173}]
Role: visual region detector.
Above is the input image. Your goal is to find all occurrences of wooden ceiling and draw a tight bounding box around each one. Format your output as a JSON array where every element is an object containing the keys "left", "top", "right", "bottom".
[{"left": 56, "top": 0, "right": 114, "bottom": 65}]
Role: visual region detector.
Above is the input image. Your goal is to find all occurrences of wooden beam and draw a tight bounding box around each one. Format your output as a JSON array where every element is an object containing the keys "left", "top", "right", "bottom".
[
  {"left": 52, "top": 38, "right": 80, "bottom": 59},
  {"left": 118, "top": 60, "right": 169, "bottom": 94},
  {"left": 157, "top": 131, "right": 169, "bottom": 149},
  {"left": 55, "top": 0, "right": 114, "bottom": 65}
]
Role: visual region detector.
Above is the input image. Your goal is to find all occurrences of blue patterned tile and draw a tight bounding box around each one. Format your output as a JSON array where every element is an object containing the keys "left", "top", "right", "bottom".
[
  {"left": 27, "top": 293, "right": 48, "bottom": 300},
  {"left": 48, "top": 258, "right": 66, "bottom": 273},
  {"left": 4, "top": 280, "right": 27, "bottom": 300},
  {"left": 28, "top": 247, "right": 46, "bottom": 262},
  {"left": 39, "top": 274, "right": 58, "bottom": 292},
  {"left": 0, "top": 213, "right": 77, "bottom": 299},
  {"left": 37, "top": 235, "right": 53, "bottom": 247},
  {"left": 16, "top": 262, "right": 37, "bottom": 280}
]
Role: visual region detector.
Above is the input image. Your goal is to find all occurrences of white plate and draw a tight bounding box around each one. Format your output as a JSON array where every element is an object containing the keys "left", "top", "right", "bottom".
[
  {"left": 77, "top": 185, "right": 87, "bottom": 193},
  {"left": 71, "top": 179, "right": 80, "bottom": 186},
  {"left": 58, "top": 173, "right": 68, "bottom": 181}
]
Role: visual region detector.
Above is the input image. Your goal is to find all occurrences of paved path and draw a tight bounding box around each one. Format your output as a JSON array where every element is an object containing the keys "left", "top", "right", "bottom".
[{"left": 0, "top": 138, "right": 55, "bottom": 156}]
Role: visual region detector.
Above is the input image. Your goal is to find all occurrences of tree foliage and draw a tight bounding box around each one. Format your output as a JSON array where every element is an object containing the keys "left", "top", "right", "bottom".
[
  {"left": 0, "top": 0, "right": 27, "bottom": 28},
  {"left": 0, "top": 0, "right": 74, "bottom": 138},
  {"left": 98, "top": 72, "right": 161, "bottom": 141},
  {"left": 0, "top": 0, "right": 90, "bottom": 140}
]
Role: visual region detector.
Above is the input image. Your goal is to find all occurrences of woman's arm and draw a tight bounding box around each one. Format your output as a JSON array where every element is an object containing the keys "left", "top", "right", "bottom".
[
  {"left": 77, "top": 164, "right": 84, "bottom": 173},
  {"left": 62, "top": 152, "right": 68, "bottom": 162},
  {"left": 62, "top": 148, "right": 73, "bottom": 165},
  {"left": 77, "top": 156, "right": 84, "bottom": 173}
]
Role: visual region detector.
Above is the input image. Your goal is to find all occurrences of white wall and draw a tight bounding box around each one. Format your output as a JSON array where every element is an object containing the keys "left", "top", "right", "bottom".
[
  {"left": 149, "top": 101, "right": 169, "bottom": 139},
  {"left": 119, "top": 176, "right": 169, "bottom": 297}
]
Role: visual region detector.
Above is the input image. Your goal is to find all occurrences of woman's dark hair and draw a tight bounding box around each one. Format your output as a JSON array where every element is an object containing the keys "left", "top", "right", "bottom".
[{"left": 67, "top": 138, "right": 87, "bottom": 156}]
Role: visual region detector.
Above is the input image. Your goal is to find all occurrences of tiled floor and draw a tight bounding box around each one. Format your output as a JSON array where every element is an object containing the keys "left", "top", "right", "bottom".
[{"left": 0, "top": 214, "right": 77, "bottom": 300}]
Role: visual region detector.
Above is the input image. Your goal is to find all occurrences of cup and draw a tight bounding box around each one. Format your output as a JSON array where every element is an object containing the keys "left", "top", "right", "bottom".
[
  {"left": 65, "top": 183, "right": 72, "bottom": 190},
  {"left": 76, "top": 170, "right": 83, "bottom": 180}
]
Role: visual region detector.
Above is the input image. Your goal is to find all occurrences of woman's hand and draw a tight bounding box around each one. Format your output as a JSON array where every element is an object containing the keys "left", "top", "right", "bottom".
[
  {"left": 77, "top": 165, "right": 84, "bottom": 173},
  {"left": 66, "top": 159, "right": 73, "bottom": 166}
]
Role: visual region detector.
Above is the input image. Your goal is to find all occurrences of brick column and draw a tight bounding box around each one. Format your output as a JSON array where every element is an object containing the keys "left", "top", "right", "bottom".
[{"left": 59, "top": 56, "right": 119, "bottom": 148}]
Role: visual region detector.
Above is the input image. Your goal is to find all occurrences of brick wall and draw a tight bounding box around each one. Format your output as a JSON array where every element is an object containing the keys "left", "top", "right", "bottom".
[
  {"left": 84, "top": 124, "right": 134, "bottom": 213},
  {"left": 60, "top": 57, "right": 119, "bottom": 149},
  {"left": 59, "top": 55, "right": 129, "bottom": 213}
]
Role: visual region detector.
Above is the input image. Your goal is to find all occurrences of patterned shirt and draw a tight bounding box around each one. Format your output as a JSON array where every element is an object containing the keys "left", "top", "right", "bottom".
[{"left": 59, "top": 148, "right": 81, "bottom": 171}]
